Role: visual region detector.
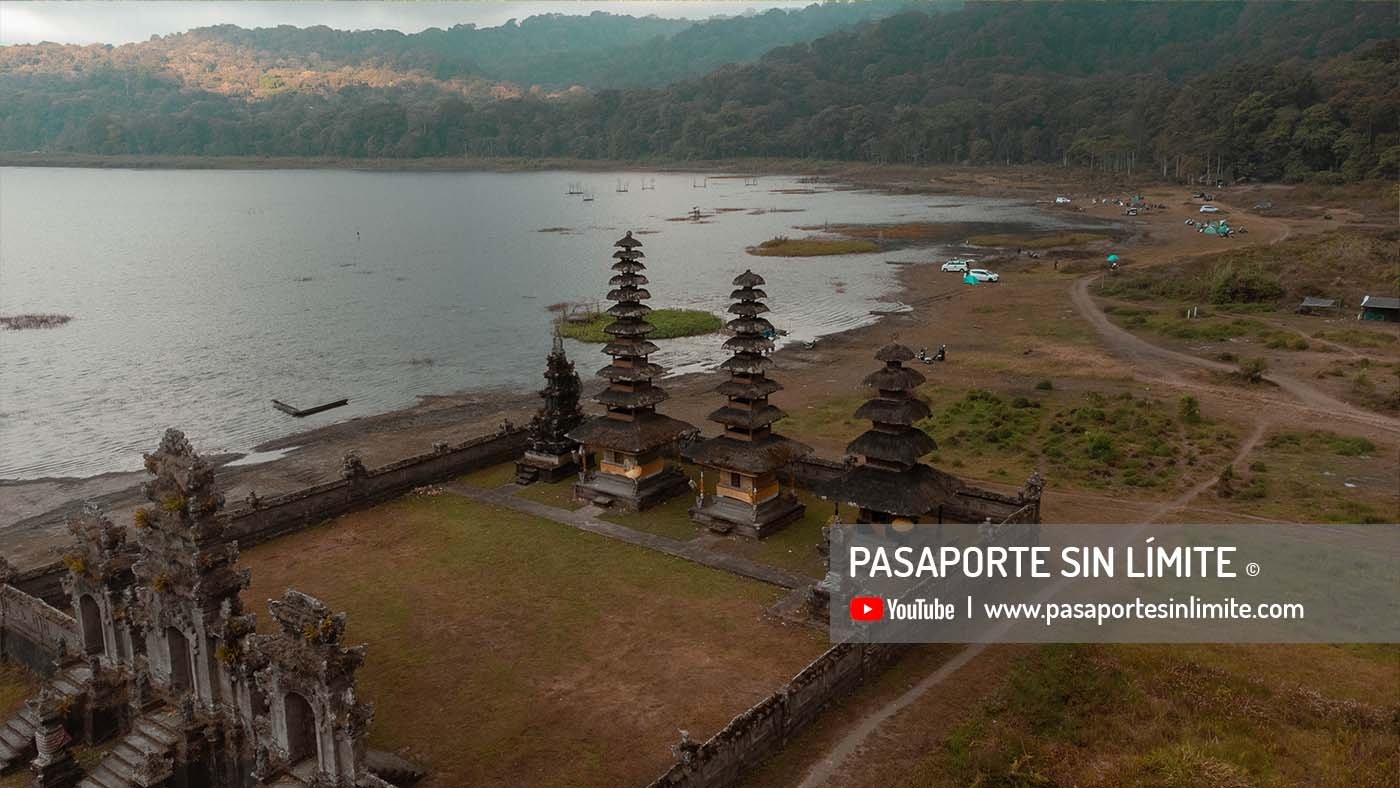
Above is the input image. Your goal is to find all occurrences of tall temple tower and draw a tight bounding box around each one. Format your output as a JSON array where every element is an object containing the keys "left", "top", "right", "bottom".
[
  {"left": 567, "top": 231, "right": 696, "bottom": 510},
  {"left": 839, "top": 344, "right": 962, "bottom": 524},
  {"left": 689, "top": 270, "right": 810, "bottom": 537},
  {"left": 516, "top": 331, "right": 584, "bottom": 484}
]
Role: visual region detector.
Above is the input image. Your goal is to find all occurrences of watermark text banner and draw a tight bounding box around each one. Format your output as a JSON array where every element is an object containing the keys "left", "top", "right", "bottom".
[{"left": 828, "top": 523, "right": 1400, "bottom": 643}]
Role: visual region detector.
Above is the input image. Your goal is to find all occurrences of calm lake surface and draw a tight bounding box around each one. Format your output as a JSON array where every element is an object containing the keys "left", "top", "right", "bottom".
[{"left": 1, "top": 167, "right": 1087, "bottom": 480}]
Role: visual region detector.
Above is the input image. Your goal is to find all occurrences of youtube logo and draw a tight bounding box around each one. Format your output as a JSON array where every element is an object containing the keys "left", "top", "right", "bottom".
[{"left": 849, "top": 596, "right": 885, "bottom": 622}]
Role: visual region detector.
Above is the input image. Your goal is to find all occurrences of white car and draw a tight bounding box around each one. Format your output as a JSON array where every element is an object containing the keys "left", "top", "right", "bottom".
[
  {"left": 941, "top": 259, "right": 970, "bottom": 272},
  {"left": 1199, "top": 205, "right": 1221, "bottom": 214},
  {"left": 967, "top": 269, "right": 1000, "bottom": 283},
  {"left": 1054, "top": 196, "right": 1071, "bottom": 204}
]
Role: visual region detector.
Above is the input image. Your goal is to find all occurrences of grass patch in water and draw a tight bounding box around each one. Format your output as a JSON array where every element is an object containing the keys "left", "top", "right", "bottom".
[
  {"left": 747, "top": 236, "right": 879, "bottom": 256},
  {"left": 560, "top": 309, "right": 722, "bottom": 342}
]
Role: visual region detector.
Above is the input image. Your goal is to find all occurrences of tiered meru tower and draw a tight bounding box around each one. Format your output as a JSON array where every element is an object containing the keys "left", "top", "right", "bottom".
[
  {"left": 567, "top": 231, "right": 696, "bottom": 510},
  {"left": 516, "top": 332, "right": 584, "bottom": 484},
  {"left": 689, "top": 270, "right": 810, "bottom": 537},
  {"left": 839, "top": 343, "right": 962, "bottom": 524}
]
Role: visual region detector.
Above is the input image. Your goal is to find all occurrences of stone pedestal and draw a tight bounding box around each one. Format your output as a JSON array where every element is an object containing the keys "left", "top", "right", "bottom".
[
  {"left": 574, "top": 466, "right": 691, "bottom": 511},
  {"left": 515, "top": 450, "right": 579, "bottom": 485},
  {"left": 689, "top": 493, "right": 805, "bottom": 539}
]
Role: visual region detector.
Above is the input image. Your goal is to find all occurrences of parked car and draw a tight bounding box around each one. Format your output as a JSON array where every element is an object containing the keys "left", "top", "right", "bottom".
[
  {"left": 967, "top": 269, "right": 1000, "bottom": 283},
  {"left": 941, "top": 259, "right": 970, "bottom": 272},
  {"left": 1199, "top": 205, "right": 1221, "bottom": 214},
  {"left": 1054, "top": 196, "right": 1072, "bottom": 204}
]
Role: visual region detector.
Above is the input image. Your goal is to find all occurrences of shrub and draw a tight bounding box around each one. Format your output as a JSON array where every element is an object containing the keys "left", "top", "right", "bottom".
[
  {"left": 1179, "top": 395, "right": 1202, "bottom": 424},
  {"left": 1208, "top": 263, "right": 1284, "bottom": 305},
  {"left": 1238, "top": 357, "right": 1268, "bottom": 383},
  {"left": 1035, "top": 380, "right": 1054, "bottom": 391}
]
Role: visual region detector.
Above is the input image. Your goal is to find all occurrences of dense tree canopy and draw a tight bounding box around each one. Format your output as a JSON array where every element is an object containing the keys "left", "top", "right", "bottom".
[{"left": 0, "top": 1, "right": 1394, "bottom": 182}]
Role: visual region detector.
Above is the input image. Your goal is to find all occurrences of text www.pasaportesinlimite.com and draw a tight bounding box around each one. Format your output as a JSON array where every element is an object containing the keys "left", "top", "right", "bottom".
[{"left": 980, "top": 597, "right": 1305, "bottom": 626}]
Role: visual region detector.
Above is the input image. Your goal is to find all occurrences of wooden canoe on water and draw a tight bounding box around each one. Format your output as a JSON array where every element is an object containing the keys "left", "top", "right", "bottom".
[{"left": 271, "top": 398, "right": 348, "bottom": 417}]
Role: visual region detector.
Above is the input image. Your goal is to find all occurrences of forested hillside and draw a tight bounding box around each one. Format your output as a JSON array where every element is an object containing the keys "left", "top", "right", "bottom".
[{"left": 1, "top": 1, "right": 1394, "bottom": 183}]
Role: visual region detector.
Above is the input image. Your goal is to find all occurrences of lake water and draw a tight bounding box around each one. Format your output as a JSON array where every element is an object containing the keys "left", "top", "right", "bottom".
[{"left": 0, "top": 167, "right": 1088, "bottom": 480}]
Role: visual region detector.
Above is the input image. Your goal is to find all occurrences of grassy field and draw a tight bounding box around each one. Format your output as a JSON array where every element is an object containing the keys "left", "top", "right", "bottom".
[
  {"left": 1215, "top": 429, "right": 1400, "bottom": 523},
  {"left": 905, "top": 643, "right": 1399, "bottom": 787},
  {"left": 559, "top": 309, "right": 722, "bottom": 342},
  {"left": 747, "top": 236, "right": 879, "bottom": 256},
  {"left": 1102, "top": 305, "right": 1315, "bottom": 350},
  {"left": 786, "top": 384, "right": 1238, "bottom": 495},
  {"left": 238, "top": 494, "right": 825, "bottom": 788}
]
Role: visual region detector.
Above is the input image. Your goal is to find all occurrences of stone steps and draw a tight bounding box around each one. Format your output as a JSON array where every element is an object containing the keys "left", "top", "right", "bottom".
[
  {"left": 77, "top": 708, "right": 181, "bottom": 788},
  {"left": 0, "top": 662, "right": 94, "bottom": 774}
]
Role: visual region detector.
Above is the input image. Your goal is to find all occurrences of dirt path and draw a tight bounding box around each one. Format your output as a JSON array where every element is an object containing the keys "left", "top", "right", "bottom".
[{"left": 1069, "top": 275, "right": 1400, "bottom": 436}]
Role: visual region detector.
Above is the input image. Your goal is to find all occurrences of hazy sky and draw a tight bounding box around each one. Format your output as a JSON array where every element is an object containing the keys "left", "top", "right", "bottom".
[{"left": 0, "top": 1, "right": 816, "bottom": 46}]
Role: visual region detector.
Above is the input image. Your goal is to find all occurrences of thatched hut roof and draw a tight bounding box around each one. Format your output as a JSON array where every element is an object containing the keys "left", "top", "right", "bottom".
[
  {"left": 688, "top": 433, "right": 812, "bottom": 475},
  {"left": 568, "top": 412, "right": 697, "bottom": 453}
]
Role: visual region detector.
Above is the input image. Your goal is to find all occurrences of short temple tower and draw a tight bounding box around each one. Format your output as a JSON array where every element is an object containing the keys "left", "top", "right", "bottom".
[
  {"left": 515, "top": 332, "right": 585, "bottom": 484},
  {"left": 689, "top": 270, "right": 810, "bottom": 537},
  {"left": 839, "top": 343, "right": 962, "bottom": 525},
  {"left": 567, "top": 231, "right": 696, "bottom": 510}
]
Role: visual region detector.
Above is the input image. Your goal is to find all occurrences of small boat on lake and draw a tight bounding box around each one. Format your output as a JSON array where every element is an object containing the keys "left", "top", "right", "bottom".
[{"left": 271, "top": 398, "right": 348, "bottom": 417}]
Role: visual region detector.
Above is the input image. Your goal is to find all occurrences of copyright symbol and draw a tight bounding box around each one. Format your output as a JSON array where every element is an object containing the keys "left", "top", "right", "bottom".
[{"left": 1246, "top": 562, "right": 1260, "bottom": 577}]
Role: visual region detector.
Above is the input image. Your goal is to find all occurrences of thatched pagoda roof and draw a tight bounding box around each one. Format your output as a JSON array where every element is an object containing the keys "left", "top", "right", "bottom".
[
  {"left": 723, "top": 335, "right": 775, "bottom": 355},
  {"left": 568, "top": 412, "right": 697, "bottom": 453},
  {"left": 607, "top": 287, "right": 651, "bottom": 302},
  {"left": 612, "top": 249, "right": 645, "bottom": 260},
  {"left": 733, "top": 269, "right": 765, "bottom": 287},
  {"left": 727, "top": 316, "right": 774, "bottom": 335},
  {"left": 728, "top": 301, "right": 770, "bottom": 317},
  {"left": 730, "top": 287, "right": 768, "bottom": 301},
  {"left": 720, "top": 355, "right": 773, "bottom": 374},
  {"left": 611, "top": 260, "right": 646, "bottom": 273},
  {"left": 863, "top": 365, "right": 926, "bottom": 392},
  {"left": 875, "top": 343, "right": 915, "bottom": 362},
  {"left": 606, "top": 302, "right": 652, "bottom": 319},
  {"left": 595, "top": 385, "right": 669, "bottom": 409},
  {"left": 688, "top": 432, "right": 812, "bottom": 475},
  {"left": 603, "top": 339, "right": 659, "bottom": 357},
  {"left": 853, "top": 396, "right": 932, "bottom": 426},
  {"left": 597, "top": 362, "right": 665, "bottom": 382},
  {"left": 847, "top": 427, "right": 937, "bottom": 466},
  {"left": 708, "top": 404, "right": 786, "bottom": 430},
  {"left": 609, "top": 273, "right": 650, "bottom": 288},
  {"left": 715, "top": 377, "right": 783, "bottom": 399},
  {"left": 615, "top": 231, "right": 643, "bottom": 249},
  {"left": 835, "top": 463, "right": 963, "bottom": 518}
]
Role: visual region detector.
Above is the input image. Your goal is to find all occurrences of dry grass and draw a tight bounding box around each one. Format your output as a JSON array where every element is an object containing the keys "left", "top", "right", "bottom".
[
  {"left": 904, "top": 643, "right": 1400, "bottom": 788},
  {"left": 239, "top": 494, "right": 826, "bottom": 788},
  {"left": 1215, "top": 429, "right": 1400, "bottom": 523}
]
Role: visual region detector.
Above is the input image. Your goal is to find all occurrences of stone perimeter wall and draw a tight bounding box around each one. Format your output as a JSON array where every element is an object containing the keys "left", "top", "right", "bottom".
[
  {"left": 0, "top": 584, "right": 80, "bottom": 674},
  {"left": 11, "top": 427, "right": 528, "bottom": 609},
  {"left": 225, "top": 427, "right": 527, "bottom": 548},
  {"left": 646, "top": 641, "right": 906, "bottom": 788}
]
